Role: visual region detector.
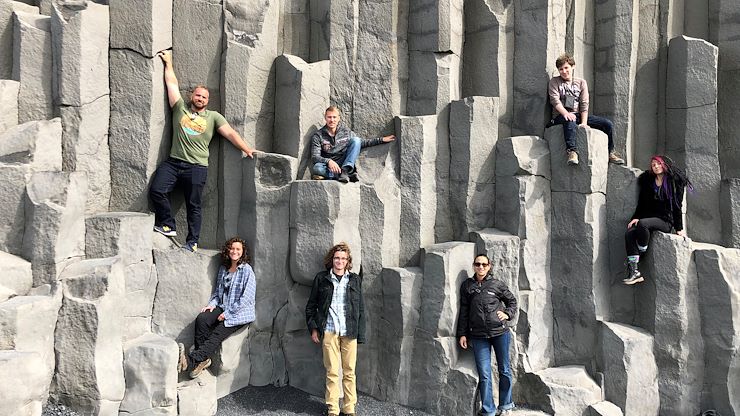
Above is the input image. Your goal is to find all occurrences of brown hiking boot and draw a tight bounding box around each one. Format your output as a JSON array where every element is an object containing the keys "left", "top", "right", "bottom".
[
  {"left": 177, "top": 343, "right": 188, "bottom": 373},
  {"left": 567, "top": 150, "right": 579, "bottom": 165},
  {"left": 189, "top": 358, "right": 211, "bottom": 379},
  {"left": 609, "top": 152, "right": 625, "bottom": 165}
]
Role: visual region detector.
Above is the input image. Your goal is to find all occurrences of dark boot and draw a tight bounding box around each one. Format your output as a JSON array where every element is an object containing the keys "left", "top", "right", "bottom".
[
  {"left": 623, "top": 261, "right": 644, "bottom": 285},
  {"left": 337, "top": 166, "right": 350, "bottom": 183}
]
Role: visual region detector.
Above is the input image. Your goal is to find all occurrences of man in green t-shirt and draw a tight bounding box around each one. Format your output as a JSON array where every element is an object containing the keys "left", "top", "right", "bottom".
[{"left": 149, "top": 50, "right": 256, "bottom": 252}]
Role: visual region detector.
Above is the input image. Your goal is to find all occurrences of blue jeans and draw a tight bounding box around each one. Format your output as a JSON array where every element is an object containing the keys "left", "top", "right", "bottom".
[
  {"left": 470, "top": 331, "right": 514, "bottom": 415},
  {"left": 551, "top": 114, "right": 614, "bottom": 152},
  {"left": 149, "top": 157, "right": 208, "bottom": 245},
  {"left": 311, "top": 137, "right": 361, "bottom": 179}
]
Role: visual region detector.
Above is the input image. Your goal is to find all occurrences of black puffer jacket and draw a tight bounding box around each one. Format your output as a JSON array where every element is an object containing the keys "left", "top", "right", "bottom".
[
  {"left": 456, "top": 275, "right": 517, "bottom": 339},
  {"left": 632, "top": 171, "right": 685, "bottom": 231},
  {"left": 305, "top": 270, "right": 366, "bottom": 343}
]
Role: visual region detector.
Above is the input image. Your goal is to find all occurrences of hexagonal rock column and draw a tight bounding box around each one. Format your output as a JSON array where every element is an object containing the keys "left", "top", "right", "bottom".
[
  {"left": 219, "top": 0, "right": 280, "bottom": 244},
  {"left": 120, "top": 333, "right": 178, "bottom": 415},
  {"left": 85, "top": 212, "right": 156, "bottom": 341},
  {"left": 273, "top": 54, "right": 329, "bottom": 177},
  {"left": 22, "top": 171, "right": 87, "bottom": 286},
  {"left": 281, "top": 282, "right": 323, "bottom": 396},
  {"left": 0, "top": 118, "right": 62, "bottom": 170},
  {"left": 547, "top": 126, "right": 609, "bottom": 365},
  {"left": 108, "top": 0, "right": 171, "bottom": 213},
  {"left": 151, "top": 249, "right": 221, "bottom": 346},
  {"left": 518, "top": 366, "right": 602, "bottom": 416},
  {"left": 449, "top": 96, "right": 498, "bottom": 240},
  {"left": 54, "top": 257, "right": 126, "bottom": 415},
  {"left": 605, "top": 164, "right": 642, "bottom": 322},
  {"left": 376, "top": 266, "right": 422, "bottom": 403},
  {"left": 593, "top": 0, "right": 640, "bottom": 162},
  {"left": 666, "top": 35, "right": 722, "bottom": 245},
  {"left": 397, "top": 113, "right": 451, "bottom": 266},
  {"left": 0, "top": 350, "right": 47, "bottom": 415},
  {"left": 721, "top": 178, "right": 740, "bottom": 248},
  {"left": 177, "top": 370, "right": 217, "bottom": 416},
  {"left": 511, "top": 0, "right": 566, "bottom": 136},
  {"left": 587, "top": 401, "right": 624, "bottom": 416},
  {"left": 599, "top": 322, "right": 659, "bottom": 416},
  {"left": 462, "top": 0, "right": 514, "bottom": 137},
  {"left": 637, "top": 232, "right": 703, "bottom": 416},
  {"left": 693, "top": 246, "right": 740, "bottom": 415},
  {"left": 12, "top": 11, "right": 53, "bottom": 123},
  {"left": 0, "top": 0, "right": 38, "bottom": 79},
  {"left": 407, "top": 335, "right": 468, "bottom": 412},
  {"left": 214, "top": 325, "right": 250, "bottom": 397},
  {"left": 0, "top": 251, "right": 31, "bottom": 299},
  {"left": 289, "top": 180, "right": 362, "bottom": 286},
  {"left": 0, "top": 164, "right": 29, "bottom": 255},
  {"left": 0, "top": 80, "right": 19, "bottom": 134}
]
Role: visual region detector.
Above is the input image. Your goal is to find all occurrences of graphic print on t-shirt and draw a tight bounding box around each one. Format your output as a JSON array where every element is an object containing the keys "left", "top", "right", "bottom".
[{"left": 180, "top": 114, "right": 207, "bottom": 136}]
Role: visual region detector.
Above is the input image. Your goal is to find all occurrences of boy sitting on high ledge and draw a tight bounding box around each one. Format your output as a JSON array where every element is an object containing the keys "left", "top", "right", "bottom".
[
  {"left": 546, "top": 53, "right": 625, "bottom": 166},
  {"left": 310, "top": 106, "right": 395, "bottom": 183}
]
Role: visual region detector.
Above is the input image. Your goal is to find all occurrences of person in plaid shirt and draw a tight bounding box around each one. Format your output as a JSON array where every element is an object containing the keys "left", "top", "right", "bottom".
[
  {"left": 305, "top": 242, "right": 365, "bottom": 416},
  {"left": 177, "top": 237, "right": 256, "bottom": 378}
]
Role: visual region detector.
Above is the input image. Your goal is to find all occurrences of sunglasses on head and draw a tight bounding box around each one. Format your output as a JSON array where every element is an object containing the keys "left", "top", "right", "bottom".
[{"left": 473, "top": 262, "right": 489, "bottom": 267}]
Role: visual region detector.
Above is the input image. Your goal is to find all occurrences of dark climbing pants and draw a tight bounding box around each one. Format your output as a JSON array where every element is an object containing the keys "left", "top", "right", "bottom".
[
  {"left": 191, "top": 307, "right": 244, "bottom": 363},
  {"left": 624, "top": 217, "right": 672, "bottom": 256}
]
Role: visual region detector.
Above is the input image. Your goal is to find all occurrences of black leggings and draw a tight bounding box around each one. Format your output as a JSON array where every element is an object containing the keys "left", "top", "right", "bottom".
[
  {"left": 625, "top": 217, "right": 672, "bottom": 256},
  {"left": 191, "top": 307, "right": 244, "bottom": 363}
]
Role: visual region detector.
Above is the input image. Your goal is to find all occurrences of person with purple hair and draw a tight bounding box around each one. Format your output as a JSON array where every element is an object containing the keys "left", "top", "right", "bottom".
[{"left": 623, "top": 155, "right": 692, "bottom": 284}]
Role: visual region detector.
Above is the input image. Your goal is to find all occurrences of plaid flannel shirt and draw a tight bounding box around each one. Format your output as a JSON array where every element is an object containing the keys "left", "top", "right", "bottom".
[
  {"left": 208, "top": 263, "right": 256, "bottom": 327},
  {"left": 324, "top": 270, "right": 349, "bottom": 335}
]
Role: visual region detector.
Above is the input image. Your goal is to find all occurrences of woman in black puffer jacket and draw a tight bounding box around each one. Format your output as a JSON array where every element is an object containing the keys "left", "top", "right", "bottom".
[{"left": 456, "top": 254, "right": 518, "bottom": 416}]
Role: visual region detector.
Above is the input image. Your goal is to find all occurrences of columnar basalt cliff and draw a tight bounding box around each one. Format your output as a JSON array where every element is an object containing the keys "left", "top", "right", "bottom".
[{"left": 0, "top": 0, "right": 738, "bottom": 415}]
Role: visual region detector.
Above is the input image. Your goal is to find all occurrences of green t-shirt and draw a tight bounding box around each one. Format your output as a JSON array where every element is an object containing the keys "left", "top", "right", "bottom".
[{"left": 169, "top": 98, "right": 228, "bottom": 166}]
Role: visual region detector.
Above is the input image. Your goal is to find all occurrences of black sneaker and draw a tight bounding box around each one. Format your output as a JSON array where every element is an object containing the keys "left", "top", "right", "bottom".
[{"left": 348, "top": 171, "right": 359, "bottom": 182}]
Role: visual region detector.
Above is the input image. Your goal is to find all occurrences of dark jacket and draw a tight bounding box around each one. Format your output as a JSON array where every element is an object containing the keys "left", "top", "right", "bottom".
[
  {"left": 305, "top": 270, "right": 366, "bottom": 343},
  {"left": 310, "top": 123, "right": 383, "bottom": 165},
  {"left": 632, "top": 171, "right": 685, "bottom": 231},
  {"left": 456, "top": 275, "right": 517, "bottom": 339}
]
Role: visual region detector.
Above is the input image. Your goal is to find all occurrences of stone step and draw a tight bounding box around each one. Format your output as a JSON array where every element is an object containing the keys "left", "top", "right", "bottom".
[{"left": 518, "top": 365, "right": 602, "bottom": 416}]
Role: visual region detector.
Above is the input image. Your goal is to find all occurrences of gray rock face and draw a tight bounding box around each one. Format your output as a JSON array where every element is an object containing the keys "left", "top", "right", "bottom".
[
  {"left": 0, "top": 0, "right": 38, "bottom": 79},
  {"left": 512, "top": 0, "right": 566, "bottom": 136},
  {"left": 0, "top": 350, "right": 46, "bottom": 415},
  {"left": 108, "top": 48, "right": 169, "bottom": 212},
  {"left": 60, "top": 96, "right": 110, "bottom": 213},
  {"left": 546, "top": 126, "right": 609, "bottom": 193},
  {"left": 281, "top": 283, "right": 322, "bottom": 396},
  {"left": 712, "top": 0, "right": 740, "bottom": 178},
  {"left": 638, "top": 232, "right": 703, "bottom": 416},
  {"left": 0, "top": 164, "right": 29, "bottom": 255},
  {"left": 120, "top": 333, "right": 178, "bottom": 415},
  {"left": 496, "top": 136, "right": 551, "bottom": 180},
  {"left": 666, "top": 35, "right": 722, "bottom": 245},
  {"left": 50, "top": 1, "right": 109, "bottom": 107},
  {"left": 151, "top": 249, "right": 220, "bottom": 345},
  {"left": 214, "top": 325, "right": 250, "bottom": 398},
  {"left": 721, "top": 178, "right": 740, "bottom": 248},
  {"left": 22, "top": 171, "right": 86, "bottom": 285},
  {"left": 0, "top": 250, "right": 32, "bottom": 297},
  {"left": 449, "top": 96, "right": 498, "bottom": 240},
  {"left": 518, "top": 366, "right": 602, "bottom": 416},
  {"left": 0, "top": 80, "right": 20, "bottom": 134},
  {"left": 12, "top": 11, "right": 53, "bottom": 123},
  {"left": 0, "top": 118, "right": 61, "bottom": 171},
  {"left": 599, "top": 322, "right": 659, "bottom": 416},
  {"left": 54, "top": 257, "right": 126, "bottom": 415},
  {"left": 85, "top": 212, "right": 153, "bottom": 266},
  {"left": 109, "top": 0, "right": 172, "bottom": 57},
  {"left": 273, "top": 54, "right": 329, "bottom": 176},
  {"left": 587, "top": 401, "right": 624, "bottom": 416},
  {"left": 289, "top": 180, "right": 362, "bottom": 286},
  {"left": 407, "top": 50, "right": 460, "bottom": 116},
  {"left": 408, "top": 0, "right": 463, "bottom": 54},
  {"left": 693, "top": 246, "right": 740, "bottom": 415},
  {"left": 177, "top": 370, "right": 217, "bottom": 416}
]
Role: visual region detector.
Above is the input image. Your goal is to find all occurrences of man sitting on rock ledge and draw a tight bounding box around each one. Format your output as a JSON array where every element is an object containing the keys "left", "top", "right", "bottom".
[
  {"left": 310, "top": 106, "right": 395, "bottom": 182},
  {"left": 546, "top": 53, "right": 624, "bottom": 166},
  {"left": 149, "top": 50, "right": 257, "bottom": 252}
]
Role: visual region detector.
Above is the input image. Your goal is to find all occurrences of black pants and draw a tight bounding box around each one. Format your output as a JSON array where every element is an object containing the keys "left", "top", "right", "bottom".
[
  {"left": 149, "top": 157, "right": 208, "bottom": 245},
  {"left": 191, "top": 307, "right": 244, "bottom": 363},
  {"left": 624, "top": 217, "right": 672, "bottom": 256}
]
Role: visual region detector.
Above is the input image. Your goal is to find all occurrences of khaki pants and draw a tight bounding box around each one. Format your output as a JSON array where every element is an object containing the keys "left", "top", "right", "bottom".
[{"left": 321, "top": 331, "right": 358, "bottom": 414}]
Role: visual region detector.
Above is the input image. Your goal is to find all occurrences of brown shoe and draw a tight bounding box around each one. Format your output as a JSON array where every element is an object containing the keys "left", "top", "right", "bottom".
[
  {"left": 567, "top": 150, "right": 579, "bottom": 165},
  {"left": 312, "top": 175, "right": 326, "bottom": 180},
  {"left": 177, "top": 343, "right": 188, "bottom": 373},
  {"left": 609, "top": 151, "right": 625, "bottom": 165},
  {"left": 189, "top": 358, "right": 211, "bottom": 379}
]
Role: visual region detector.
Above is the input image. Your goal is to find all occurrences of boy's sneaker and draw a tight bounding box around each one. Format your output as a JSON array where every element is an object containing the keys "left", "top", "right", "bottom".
[
  {"left": 567, "top": 150, "right": 579, "bottom": 165},
  {"left": 183, "top": 242, "right": 198, "bottom": 253},
  {"left": 153, "top": 225, "right": 177, "bottom": 237},
  {"left": 609, "top": 152, "right": 625, "bottom": 165},
  {"left": 188, "top": 358, "right": 211, "bottom": 379}
]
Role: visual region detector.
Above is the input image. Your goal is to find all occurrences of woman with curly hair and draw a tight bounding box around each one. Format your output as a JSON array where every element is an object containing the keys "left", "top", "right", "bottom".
[
  {"left": 623, "top": 155, "right": 692, "bottom": 285},
  {"left": 177, "top": 237, "right": 256, "bottom": 378}
]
